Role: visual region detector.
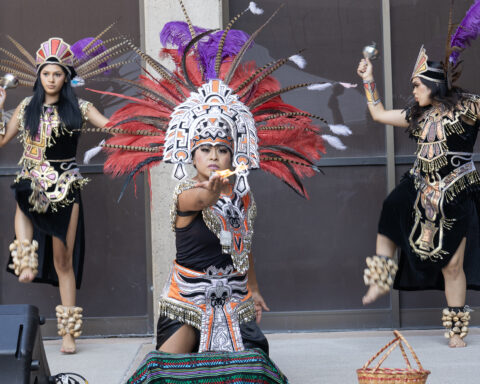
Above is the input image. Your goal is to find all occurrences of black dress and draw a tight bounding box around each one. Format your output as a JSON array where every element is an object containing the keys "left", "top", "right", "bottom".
[
  {"left": 156, "top": 182, "right": 268, "bottom": 354},
  {"left": 378, "top": 94, "right": 480, "bottom": 291},
  {"left": 6, "top": 97, "right": 91, "bottom": 288}
]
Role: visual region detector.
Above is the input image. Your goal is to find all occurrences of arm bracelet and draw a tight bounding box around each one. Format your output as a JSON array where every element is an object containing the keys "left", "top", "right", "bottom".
[
  {"left": 0, "top": 109, "right": 5, "bottom": 135},
  {"left": 363, "top": 80, "right": 381, "bottom": 105},
  {"left": 363, "top": 255, "right": 398, "bottom": 292}
]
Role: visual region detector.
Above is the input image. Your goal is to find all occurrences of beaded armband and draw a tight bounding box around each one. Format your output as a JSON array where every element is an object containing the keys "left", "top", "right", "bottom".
[
  {"left": 363, "top": 255, "right": 398, "bottom": 292},
  {"left": 363, "top": 80, "right": 381, "bottom": 105},
  {"left": 0, "top": 109, "right": 5, "bottom": 135},
  {"left": 442, "top": 306, "right": 472, "bottom": 339}
]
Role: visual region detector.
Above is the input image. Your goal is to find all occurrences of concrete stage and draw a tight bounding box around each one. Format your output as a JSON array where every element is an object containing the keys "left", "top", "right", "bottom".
[{"left": 44, "top": 328, "right": 480, "bottom": 383}]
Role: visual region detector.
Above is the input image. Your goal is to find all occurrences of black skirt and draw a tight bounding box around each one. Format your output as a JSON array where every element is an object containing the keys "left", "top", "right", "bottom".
[
  {"left": 156, "top": 316, "right": 269, "bottom": 354},
  {"left": 378, "top": 175, "right": 480, "bottom": 291},
  {"left": 6, "top": 179, "right": 85, "bottom": 289}
]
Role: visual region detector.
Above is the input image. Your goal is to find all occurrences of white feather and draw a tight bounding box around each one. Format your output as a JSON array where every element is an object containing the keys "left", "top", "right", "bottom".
[
  {"left": 338, "top": 82, "right": 357, "bottom": 88},
  {"left": 329, "top": 124, "right": 352, "bottom": 136},
  {"left": 71, "top": 76, "right": 85, "bottom": 88},
  {"left": 307, "top": 83, "right": 332, "bottom": 91},
  {"left": 83, "top": 140, "right": 105, "bottom": 164},
  {"left": 248, "top": 2, "right": 264, "bottom": 15},
  {"left": 288, "top": 54, "right": 306, "bottom": 69},
  {"left": 322, "top": 134, "right": 347, "bottom": 150}
]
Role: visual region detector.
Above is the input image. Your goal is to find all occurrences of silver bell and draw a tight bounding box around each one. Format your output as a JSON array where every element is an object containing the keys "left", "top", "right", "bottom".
[
  {"left": 0, "top": 73, "right": 19, "bottom": 89},
  {"left": 362, "top": 42, "right": 379, "bottom": 60}
]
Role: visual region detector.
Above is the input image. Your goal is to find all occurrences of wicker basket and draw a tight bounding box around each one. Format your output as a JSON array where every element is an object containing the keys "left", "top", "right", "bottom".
[{"left": 357, "top": 330, "right": 430, "bottom": 384}]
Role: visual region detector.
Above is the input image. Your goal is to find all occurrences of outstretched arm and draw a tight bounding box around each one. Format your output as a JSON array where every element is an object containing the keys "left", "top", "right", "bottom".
[
  {"left": 0, "top": 88, "right": 21, "bottom": 148},
  {"left": 177, "top": 174, "right": 230, "bottom": 212},
  {"left": 247, "top": 253, "right": 270, "bottom": 324},
  {"left": 357, "top": 58, "right": 409, "bottom": 128},
  {"left": 86, "top": 104, "right": 109, "bottom": 128}
]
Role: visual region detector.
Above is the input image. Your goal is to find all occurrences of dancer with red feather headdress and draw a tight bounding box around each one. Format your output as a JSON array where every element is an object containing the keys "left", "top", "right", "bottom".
[{"left": 88, "top": 2, "right": 355, "bottom": 381}]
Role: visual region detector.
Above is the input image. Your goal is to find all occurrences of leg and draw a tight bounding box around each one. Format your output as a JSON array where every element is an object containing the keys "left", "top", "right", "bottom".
[
  {"left": 158, "top": 325, "right": 197, "bottom": 353},
  {"left": 442, "top": 237, "right": 467, "bottom": 348},
  {"left": 14, "top": 204, "right": 36, "bottom": 283},
  {"left": 52, "top": 203, "right": 79, "bottom": 353},
  {"left": 362, "top": 234, "right": 397, "bottom": 305}
]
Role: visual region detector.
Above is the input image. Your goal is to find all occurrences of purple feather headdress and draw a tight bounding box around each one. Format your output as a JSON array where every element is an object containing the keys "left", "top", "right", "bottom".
[
  {"left": 71, "top": 37, "right": 108, "bottom": 69},
  {"left": 449, "top": 0, "right": 480, "bottom": 64},
  {"left": 160, "top": 21, "right": 251, "bottom": 81}
]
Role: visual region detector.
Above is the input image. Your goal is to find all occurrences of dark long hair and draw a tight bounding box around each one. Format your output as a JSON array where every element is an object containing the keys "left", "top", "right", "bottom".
[
  {"left": 25, "top": 61, "right": 83, "bottom": 138},
  {"left": 404, "top": 61, "right": 464, "bottom": 135}
]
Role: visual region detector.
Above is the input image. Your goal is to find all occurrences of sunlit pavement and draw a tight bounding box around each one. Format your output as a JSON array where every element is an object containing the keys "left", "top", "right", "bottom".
[{"left": 44, "top": 328, "right": 480, "bottom": 384}]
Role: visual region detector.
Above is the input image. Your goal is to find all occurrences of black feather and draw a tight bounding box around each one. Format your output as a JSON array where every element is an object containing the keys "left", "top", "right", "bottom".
[
  {"left": 117, "top": 156, "right": 163, "bottom": 202},
  {"left": 181, "top": 29, "right": 218, "bottom": 89}
]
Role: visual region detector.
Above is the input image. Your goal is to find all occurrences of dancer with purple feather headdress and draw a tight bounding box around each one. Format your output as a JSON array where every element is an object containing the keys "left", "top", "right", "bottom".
[
  {"left": 0, "top": 24, "right": 130, "bottom": 354},
  {"left": 357, "top": 1, "right": 480, "bottom": 348}
]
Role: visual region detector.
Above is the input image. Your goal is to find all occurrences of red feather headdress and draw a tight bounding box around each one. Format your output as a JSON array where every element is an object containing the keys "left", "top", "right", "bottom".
[{"left": 88, "top": 2, "right": 355, "bottom": 199}]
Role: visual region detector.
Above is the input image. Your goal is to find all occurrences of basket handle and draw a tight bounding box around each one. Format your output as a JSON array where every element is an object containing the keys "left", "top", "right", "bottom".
[
  {"left": 362, "top": 336, "right": 400, "bottom": 370},
  {"left": 393, "top": 330, "right": 425, "bottom": 371},
  {"left": 362, "top": 330, "right": 424, "bottom": 372}
]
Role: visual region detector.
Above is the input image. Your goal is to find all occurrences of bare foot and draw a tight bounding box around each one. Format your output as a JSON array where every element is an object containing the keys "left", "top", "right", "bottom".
[
  {"left": 60, "top": 334, "right": 76, "bottom": 354},
  {"left": 18, "top": 267, "right": 35, "bottom": 283},
  {"left": 362, "top": 284, "right": 388, "bottom": 305},
  {"left": 449, "top": 334, "right": 466, "bottom": 348}
]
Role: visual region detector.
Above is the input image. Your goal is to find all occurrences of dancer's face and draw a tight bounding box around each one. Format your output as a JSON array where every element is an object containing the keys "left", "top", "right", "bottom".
[
  {"left": 39, "top": 64, "right": 66, "bottom": 97},
  {"left": 411, "top": 77, "right": 432, "bottom": 107},
  {"left": 193, "top": 144, "right": 232, "bottom": 181}
]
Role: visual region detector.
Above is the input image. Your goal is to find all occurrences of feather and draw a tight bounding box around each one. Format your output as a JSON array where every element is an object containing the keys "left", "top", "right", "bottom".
[
  {"left": 71, "top": 38, "right": 108, "bottom": 73},
  {"left": 249, "top": 82, "right": 315, "bottom": 109},
  {"left": 450, "top": 0, "right": 480, "bottom": 64},
  {"left": 328, "top": 124, "right": 352, "bottom": 136},
  {"left": 71, "top": 76, "right": 85, "bottom": 87},
  {"left": 181, "top": 29, "right": 218, "bottom": 88},
  {"left": 234, "top": 59, "right": 277, "bottom": 93},
  {"left": 338, "top": 82, "right": 357, "bottom": 88},
  {"left": 248, "top": 2, "right": 264, "bottom": 15},
  {"left": 224, "top": 5, "right": 284, "bottom": 84},
  {"left": 178, "top": 0, "right": 196, "bottom": 40},
  {"left": 107, "top": 77, "right": 176, "bottom": 108},
  {"left": 83, "top": 140, "right": 105, "bottom": 164},
  {"left": 75, "top": 41, "right": 128, "bottom": 73},
  {"left": 0, "top": 60, "right": 36, "bottom": 79},
  {"left": 238, "top": 57, "right": 289, "bottom": 99},
  {"left": 80, "top": 59, "right": 136, "bottom": 80},
  {"left": 161, "top": 22, "right": 249, "bottom": 81},
  {"left": 321, "top": 134, "right": 346, "bottom": 150},
  {"left": 117, "top": 156, "right": 163, "bottom": 202},
  {"left": 0, "top": 48, "right": 36, "bottom": 75},
  {"left": 0, "top": 65, "right": 36, "bottom": 81},
  {"left": 288, "top": 54, "right": 306, "bottom": 69},
  {"left": 307, "top": 83, "right": 332, "bottom": 91},
  {"left": 80, "top": 20, "right": 117, "bottom": 56},
  {"left": 6, "top": 35, "right": 35, "bottom": 66},
  {"left": 215, "top": 9, "right": 249, "bottom": 76},
  {"left": 125, "top": 39, "right": 188, "bottom": 98}
]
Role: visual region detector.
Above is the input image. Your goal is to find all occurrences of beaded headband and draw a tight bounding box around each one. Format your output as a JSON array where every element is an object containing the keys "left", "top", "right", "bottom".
[
  {"left": 411, "top": 45, "right": 446, "bottom": 83},
  {"left": 36, "top": 38, "right": 75, "bottom": 75}
]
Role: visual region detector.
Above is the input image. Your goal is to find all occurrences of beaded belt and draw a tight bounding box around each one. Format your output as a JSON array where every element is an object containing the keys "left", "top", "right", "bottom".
[{"left": 159, "top": 261, "right": 256, "bottom": 352}]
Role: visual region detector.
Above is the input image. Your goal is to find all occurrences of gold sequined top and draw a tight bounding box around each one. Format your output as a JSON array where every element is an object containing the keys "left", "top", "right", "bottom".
[{"left": 14, "top": 97, "right": 92, "bottom": 213}]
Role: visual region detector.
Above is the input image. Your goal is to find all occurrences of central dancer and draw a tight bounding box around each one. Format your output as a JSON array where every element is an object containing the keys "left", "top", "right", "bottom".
[{"left": 91, "top": 2, "right": 354, "bottom": 380}]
